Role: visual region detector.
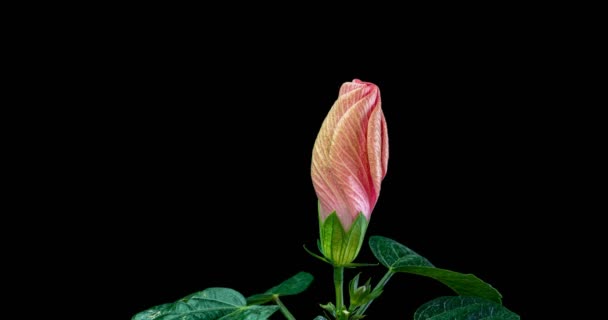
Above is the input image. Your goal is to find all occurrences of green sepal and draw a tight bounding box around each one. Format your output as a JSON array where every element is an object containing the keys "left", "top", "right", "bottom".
[
  {"left": 319, "top": 212, "right": 368, "bottom": 266},
  {"left": 304, "top": 243, "right": 376, "bottom": 267},
  {"left": 303, "top": 244, "right": 331, "bottom": 264}
]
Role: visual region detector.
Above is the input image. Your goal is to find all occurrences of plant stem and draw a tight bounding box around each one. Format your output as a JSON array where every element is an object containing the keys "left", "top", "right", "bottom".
[
  {"left": 334, "top": 266, "right": 345, "bottom": 319},
  {"left": 353, "top": 270, "right": 394, "bottom": 316},
  {"left": 273, "top": 295, "right": 296, "bottom": 320}
]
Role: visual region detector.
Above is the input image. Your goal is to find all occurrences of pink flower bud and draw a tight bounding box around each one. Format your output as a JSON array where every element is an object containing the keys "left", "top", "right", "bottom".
[{"left": 312, "top": 79, "right": 389, "bottom": 231}]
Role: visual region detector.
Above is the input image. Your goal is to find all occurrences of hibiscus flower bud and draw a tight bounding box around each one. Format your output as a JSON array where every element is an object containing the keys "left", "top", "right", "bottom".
[{"left": 311, "top": 79, "right": 388, "bottom": 265}]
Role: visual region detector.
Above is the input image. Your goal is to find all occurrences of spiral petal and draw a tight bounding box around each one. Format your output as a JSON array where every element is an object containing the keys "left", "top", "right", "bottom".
[{"left": 311, "top": 79, "right": 388, "bottom": 231}]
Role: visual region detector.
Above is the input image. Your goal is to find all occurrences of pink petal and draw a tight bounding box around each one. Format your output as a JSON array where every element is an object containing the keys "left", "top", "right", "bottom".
[
  {"left": 311, "top": 79, "right": 387, "bottom": 230},
  {"left": 367, "top": 100, "right": 388, "bottom": 208}
]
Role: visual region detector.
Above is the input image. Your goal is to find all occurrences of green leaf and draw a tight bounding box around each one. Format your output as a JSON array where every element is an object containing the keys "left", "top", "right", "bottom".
[
  {"left": 246, "top": 272, "right": 314, "bottom": 305},
  {"left": 245, "top": 294, "right": 274, "bottom": 305},
  {"left": 368, "top": 235, "right": 433, "bottom": 269},
  {"left": 132, "top": 287, "right": 278, "bottom": 320},
  {"left": 369, "top": 236, "right": 502, "bottom": 303},
  {"left": 265, "top": 271, "right": 313, "bottom": 296},
  {"left": 313, "top": 317, "right": 329, "bottom": 320},
  {"left": 414, "top": 296, "right": 519, "bottom": 320},
  {"left": 394, "top": 266, "right": 502, "bottom": 303},
  {"left": 219, "top": 305, "right": 279, "bottom": 320}
]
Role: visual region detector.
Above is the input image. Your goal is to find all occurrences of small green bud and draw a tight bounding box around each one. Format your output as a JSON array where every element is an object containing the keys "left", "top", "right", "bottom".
[
  {"left": 319, "top": 302, "right": 336, "bottom": 317},
  {"left": 349, "top": 275, "right": 382, "bottom": 308}
]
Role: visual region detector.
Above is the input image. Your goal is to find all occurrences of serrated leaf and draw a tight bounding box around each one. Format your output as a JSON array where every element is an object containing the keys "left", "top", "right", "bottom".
[
  {"left": 246, "top": 272, "right": 314, "bottom": 305},
  {"left": 394, "top": 266, "right": 502, "bottom": 304},
  {"left": 414, "top": 296, "right": 519, "bottom": 320},
  {"left": 369, "top": 236, "right": 433, "bottom": 269},
  {"left": 132, "top": 287, "right": 278, "bottom": 320}
]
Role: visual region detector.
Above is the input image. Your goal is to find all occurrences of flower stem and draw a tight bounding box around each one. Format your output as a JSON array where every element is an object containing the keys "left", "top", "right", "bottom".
[
  {"left": 273, "top": 295, "right": 296, "bottom": 320},
  {"left": 334, "top": 266, "right": 346, "bottom": 319},
  {"left": 354, "top": 270, "right": 394, "bottom": 316}
]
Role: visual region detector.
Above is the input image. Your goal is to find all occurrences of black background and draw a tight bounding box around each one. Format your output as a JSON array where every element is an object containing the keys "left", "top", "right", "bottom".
[{"left": 76, "top": 11, "right": 571, "bottom": 319}]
